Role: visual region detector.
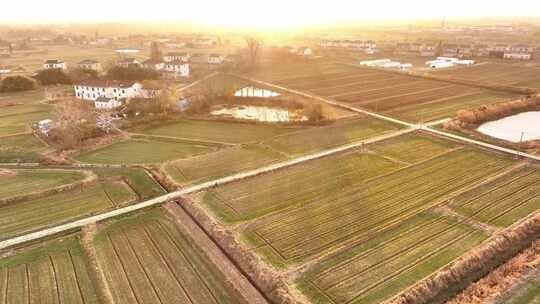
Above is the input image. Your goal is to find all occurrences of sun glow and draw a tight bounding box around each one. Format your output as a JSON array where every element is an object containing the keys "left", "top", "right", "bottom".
[{"left": 1, "top": 0, "right": 540, "bottom": 28}]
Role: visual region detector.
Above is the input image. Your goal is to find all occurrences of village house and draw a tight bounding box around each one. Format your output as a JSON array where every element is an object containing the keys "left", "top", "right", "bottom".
[
  {"left": 207, "top": 54, "right": 225, "bottom": 64},
  {"left": 94, "top": 96, "right": 122, "bottom": 110},
  {"left": 74, "top": 80, "right": 143, "bottom": 103},
  {"left": 458, "top": 44, "right": 473, "bottom": 57},
  {"left": 189, "top": 53, "right": 207, "bottom": 64},
  {"left": 164, "top": 52, "right": 190, "bottom": 63},
  {"left": 164, "top": 61, "right": 190, "bottom": 78},
  {"left": 78, "top": 59, "right": 101, "bottom": 72},
  {"left": 503, "top": 44, "right": 533, "bottom": 60},
  {"left": 142, "top": 59, "right": 165, "bottom": 71},
  {"left": 0, "top": 66, "right": 11, "bottom": 75},
  {"left": 43, "top": 59, "right": 67, "bottom": 70},
  {"left": 442, "top": 44, "right": 459, "bottom": 57},
  {"left": 420, "top": 44, "right": 437, "bottom": 57},
  {"left": 473, "top": 44, "right": 490, "bottom": 57},
  {"left": 118, "top": 58, "right": 140, "bottom": 68}
]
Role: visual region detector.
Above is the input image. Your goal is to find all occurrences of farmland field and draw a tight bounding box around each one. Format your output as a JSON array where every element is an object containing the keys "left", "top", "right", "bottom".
[
  {"left": 0, "top": 181, "right": 135, "bottom": 239},
  {"left": 0, "top": 237, "right": 99, "bottom": 303},
  {"left": 0, "top": 104, "right": 53, "bottom": 136},
  {"left": 499, "top": 274, "right": 540, "bottom": 304},
  {"left": 164, "top": 144, "right": 285, "bottom": 186},
  {"left": 254, "top": 62, "right": 518, "bottom": 123},
  {"left": 430, "top": 63, "right": 540, "bottom": 89},
  {"left": 297, "top": 212, "right": 487, "bottom": 304},
  {"left": 450, "top": 165, "right": 540, "bottom": 227},
  {"left": 264, "top": 115, "right": 402, "bottom": 156},
  {"left": 75, "top": 136, "right": 217, "bottom": 164},
  {"left": 0, "top": 134, "right": 48, "bottom": 163},
  {"left": 92, "top": 167, "right": 166, "bottom": 199},
  {"left": 0, "top": 168, "right": 88, "bottom": 201},
  {"left": 138, "top": 119, "right": 296, "bottom": 144},
  {"left": 241, "top": 149, "right": 511, "bottom": 265},
  {"left": 94, "top": 210, "right": 246, "bottom": 304},
  {"left": 0, "top": 90, "right": 45, "bottom": 106}
]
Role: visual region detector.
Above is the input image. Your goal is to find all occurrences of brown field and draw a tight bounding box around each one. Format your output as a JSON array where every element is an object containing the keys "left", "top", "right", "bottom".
[
  {"left": 252, "top": 62, "right": 517, "bottom": 123},
  {"left": 431, "top": 63, "right": 540, "bottom": 89}
]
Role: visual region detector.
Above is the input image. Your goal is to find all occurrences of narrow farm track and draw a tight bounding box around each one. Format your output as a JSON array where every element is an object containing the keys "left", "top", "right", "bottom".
[{"left": 0, "top": 127, "right": 415, "bottom": 250}]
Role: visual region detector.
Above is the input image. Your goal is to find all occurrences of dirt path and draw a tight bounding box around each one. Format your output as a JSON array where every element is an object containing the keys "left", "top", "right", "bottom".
[{"left": 164, "top": 202, "right": 268, "bottom": 304}]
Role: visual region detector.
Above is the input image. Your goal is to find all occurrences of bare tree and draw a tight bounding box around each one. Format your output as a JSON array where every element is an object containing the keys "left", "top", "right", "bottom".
[{"left": 244, "top": 36, "right": 262, "bottom": 69}]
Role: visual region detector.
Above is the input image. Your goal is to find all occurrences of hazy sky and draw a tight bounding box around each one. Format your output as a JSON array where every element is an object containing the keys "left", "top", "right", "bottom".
[{"left": 2, "top": 0, "right": 540, "bottom": 27}]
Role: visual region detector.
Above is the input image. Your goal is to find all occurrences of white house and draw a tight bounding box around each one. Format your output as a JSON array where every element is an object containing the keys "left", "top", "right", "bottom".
[
  {"left": 164, "top": 61, "right": 190, "bottom": 77},
  {"left": 74, "top": 80, "right": 143, "bottom": 103},
  {"left": 0, "top": 66, "right": 10, "bottom": 75},
  {"left": 208, "top": 54, "right": 224, "bottom": 64},
  {"left": 164, "top": 52, "right": 190, "bottom": 63},
  {"left": 94, "top": 96, "right": 122, "bottom": 110},
  {"left": 43, "top": 59, "right": 67, "bottom": 70},
  {"left": 78, "top": 60, "right": 101, "bottom": 72},
  {"left": 504, "top": 53, "right": 532, "bottom": 60},
  {"left": 142, "top": 59, "right": 165, "bottom": 71},
  {"left": 118, "top": 58, "right": 140, "bottom": 68},
  {"left": 300, "top": 47, "right": 313, "bottom": 57},
  {"left": 37, "top": 119, "right": 53, "bottom": 135}
]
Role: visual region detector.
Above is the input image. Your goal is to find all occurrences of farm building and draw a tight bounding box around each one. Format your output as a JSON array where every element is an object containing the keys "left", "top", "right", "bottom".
[
  {"left": 164, "top": 61, "right": 190, "bottom": 78},
  {"left": 74, "top": 80, "right": 143, "bottom": 102},
  {"left": 142, "top": 59, "right": 165, "bottom": 70},
  {"left": 0, "top": 66, "right": 11, "bottom": 75},
  {"left": 503, "top": 44, "right": 533, "bottom": 60},
  {"left": 164, "top": 52, "right": 190, "bottom": 63},
  {"left": 43, "top": 59, "right": 66, "bottom": 70},
  {"left": 208, "top": 54, "right": 224, "bottom": 64},
  {"left": 118, "top": 58, "right": 141, "bottom": 68},
  {"left": 234, "top": 86, "right": 281, "bottom": 98},
  {"left": 427, "top": 61, "right": 454, "bottom": 69},
  {"left": 37, "top": 119, "right": 54, "bottom": 135},
  {"left": 504, "top": 53, "right": 532, "bottom": 60},
  {"left": 78, "top": 59, "right": 101, "bottom": 72}
]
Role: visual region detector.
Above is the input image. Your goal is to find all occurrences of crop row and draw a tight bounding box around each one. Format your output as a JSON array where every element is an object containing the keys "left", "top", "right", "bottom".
[{"left": 248, "top": 149, "right": 511, "bottom": 262}]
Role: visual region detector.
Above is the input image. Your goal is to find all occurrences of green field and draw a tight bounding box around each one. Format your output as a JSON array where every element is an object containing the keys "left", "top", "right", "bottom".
[
  {"left": 386, "top": 91, "right": 517, "bottom": 123},
  {"left": 164, "top": 144, "right": 285, "bottom": 186},
  {"left": 297, "top": 212, "right": 487, "bottom": 304},
  {"left": 264, "top": 116, "right": 402, "bottom": 156},
  {"left": 138, "top": 119, "right": 295, "bottom": 144},
  {"left": 0, "top": 90, "right": 45, "bottom": 106},
  {"left": 499, "top": 275, "right": 540, "bottom": 304},
  {"left": 242, "top": 149, "right": 510, "bottom": 265},
  {"left": 0, "top": 169, "right": 87, "bottom": 201},
  {"left": 94, "top": 210, "right": 245, "bottom": 304},
  {"left": 0, "top": 103, "right": 53, "bottom": 136},
  {"left": 75, "top": 136, "right": 217, "bottom": 165},
  {"left": 0, "top": 237, "right": 99, "bottom": 304},
  {"left": 450, "top": 166, "right": 540, "bottom": 227},
  {"left": 0, "top": 182, "right": 135, "bottom": 239},
  {"left": 0, "top": 134, "right": 48, "bottom": 163}
]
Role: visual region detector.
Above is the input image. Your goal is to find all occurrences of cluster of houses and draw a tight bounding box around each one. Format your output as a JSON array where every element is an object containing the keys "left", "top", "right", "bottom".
[
  {"left": 395, "top": 43, "right": 535, "bottom": 60},
  {"left": 320, "top": 39, "right": 377, "bottom": 53},
  {"left": 73, "top": 80, "right": 160, "bottom": 110}
]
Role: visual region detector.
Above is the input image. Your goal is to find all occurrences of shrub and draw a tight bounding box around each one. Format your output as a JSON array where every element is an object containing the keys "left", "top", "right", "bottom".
[
  {"left": 106, "top": 66, "right": 160, "bottom": 81},
  {"left": 34, "top": 68, "right": 72, "bottom": 85},
  {"left": 0, "top": 76, "right": 36, "bottom": 92}
]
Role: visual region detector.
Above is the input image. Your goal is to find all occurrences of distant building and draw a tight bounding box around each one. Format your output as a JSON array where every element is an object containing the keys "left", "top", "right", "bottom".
[
  {"left": 118, "top": 58, "right": 140, "bottom": 68},
  {"left": 43, "top": 59, "right": 66, "bottom": 70},
  {"left": 142, "top": 59, "right": 165, "bottom": 71},
  {"left": 299, "top": 47, "right": 313, "bottom": 57},
  {"left": 37, "top": 119, "right": 54, "bottom": 135},
  {"left": 78, "top": 60, "right": 101, "bottom": 72},
  {"left": 164, "top": 61, "right": 190, "bottom": 78},
  {"left": 0, "top": 66, "right": 11, "bottom": 75},
  {"left": 503, "top": 44, "right": 533, "bottom": 60},
  {"left": 189, "top": 53, "right": 206, "bottom": 64},
  {"left": 504, "top": 53, "right": 532, "bottom": 60},
  {"left": 164, "top": 52, "right": 190, "bottom": 63},
  {"left": 208, "top": 54, "right": 225, "bottom": 64}
]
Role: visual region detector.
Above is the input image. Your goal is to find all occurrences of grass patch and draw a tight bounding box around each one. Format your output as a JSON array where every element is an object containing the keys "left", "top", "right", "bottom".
[
  {"left": 92, "top": 167, "right": 166, "bottom": 199},
  {"left": 0, "top": 134, "right": 47, "bottom": 163},
  {"left": 75, "top": 136, "right": 216, "bottom": 165}
]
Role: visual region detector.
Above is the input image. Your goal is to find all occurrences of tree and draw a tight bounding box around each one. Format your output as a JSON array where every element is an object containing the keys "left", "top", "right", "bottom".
[
  {"left": 50, "top": 98, "right": 99, "bottom": 149},
  {"left": 150, "top": 41, "right": 162, "bottom": 61},
  {"left": 244, "top": 36, "right": 262, "bottom": 69},
  {"left": 0, "top": 76, "right": 36, "bottom": 92},
  {"left": 68, "top": 68, "right": 99, "bottom": 83},
  {"left": 34, "top": 69, "right": 72, "bottom": 85},
  {"left": 106, "top": 66, "right": 160, "bottom": 81}
]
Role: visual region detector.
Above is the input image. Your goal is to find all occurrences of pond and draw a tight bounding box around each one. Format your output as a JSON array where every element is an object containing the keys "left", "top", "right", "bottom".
[
  {"left": 234, "top": 86, "right": 281, "bottom": 98},
  {"left": 477, "top": 111, "right": 540, "bottom": 143},
  {"left": 211, "top": 106, "right": 306, "bottom": 122}
]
